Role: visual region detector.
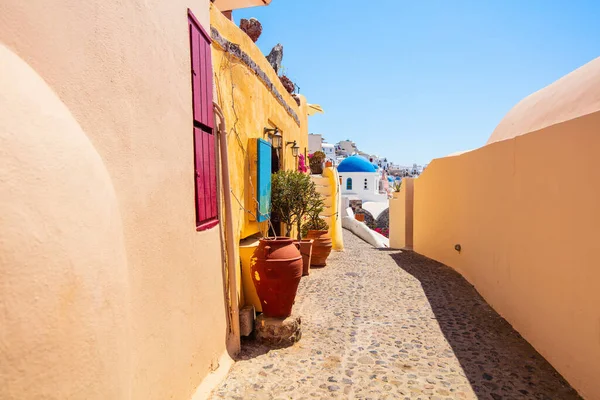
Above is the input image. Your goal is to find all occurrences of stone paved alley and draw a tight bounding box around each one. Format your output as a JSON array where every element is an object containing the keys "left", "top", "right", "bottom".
[{"left": 210, "top": 231, "right": 581, "bottom": 399}]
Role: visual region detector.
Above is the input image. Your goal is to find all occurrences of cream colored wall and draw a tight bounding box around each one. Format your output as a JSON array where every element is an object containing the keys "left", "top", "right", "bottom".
[
  {"left": 210, "top": 7, "right": 309, "bottom": 304},
  {"left": 0, "top": 1, "right": 230, "bottom": 399},
  {"left": 389, "top": 179, "right": 414, "bottom": 249},
  {"left": 412, "top": 112, "right": 600, "bottom": 399}
]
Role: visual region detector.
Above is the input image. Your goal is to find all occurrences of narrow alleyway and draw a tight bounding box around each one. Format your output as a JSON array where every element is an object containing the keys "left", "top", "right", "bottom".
[{"left": 210, "top": 231, "right": 581, "bottom": 399}]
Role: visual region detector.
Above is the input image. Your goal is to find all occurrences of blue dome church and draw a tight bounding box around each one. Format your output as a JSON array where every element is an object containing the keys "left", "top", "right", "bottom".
[{"left": 336, "top": 156, "right": 387, "bottom": 202}]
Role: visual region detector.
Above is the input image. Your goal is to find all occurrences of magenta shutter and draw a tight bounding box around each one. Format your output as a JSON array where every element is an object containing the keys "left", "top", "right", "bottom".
[
  {"left": 194, "top": 127, "right": 218, "bottom": 229},
  {"left": 208, "top": 132, "right": 217, "bottom": 217},
  {"left": 189, "top": 10, "right": 217, "bottom": 230},
  {"left": 189, "top": 23, "right": 202, "bottom": 123},
  {"left": 189, "top": 12, "right": 214, "bottom": 129},
  {"left": 194, "top": 128, "right": 206, "bottom": 223},
  {"left": 203, "top": 39, "right": 214, "bottom": 128}
]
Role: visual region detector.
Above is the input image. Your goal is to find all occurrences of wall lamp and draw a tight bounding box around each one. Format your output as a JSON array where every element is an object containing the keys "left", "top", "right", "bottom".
[
  {"left": 264, "top": 127, "right": 282, "bottom": 148},
  {"left": 286, "top": 140, "right": 300, "bottom": 157}
]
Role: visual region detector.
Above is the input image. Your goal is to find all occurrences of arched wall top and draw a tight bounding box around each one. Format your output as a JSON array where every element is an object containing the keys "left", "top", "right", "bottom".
[{"left": 488, "top": 57, "right": 600, "bottom": 144}]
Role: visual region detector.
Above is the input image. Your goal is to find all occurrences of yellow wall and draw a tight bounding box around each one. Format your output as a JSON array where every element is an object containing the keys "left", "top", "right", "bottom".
[
  {"left": 210, "top": 6, "right": 309, "bottom": 305},
  {"left": 322, "top": 167, "right": 344, "bottom": 250},
  {"left": 0, "top": 1, "right": 231, "bottom": 399},
  {"left": 411, "top": 112, "right": 600, "bottom": 399}
]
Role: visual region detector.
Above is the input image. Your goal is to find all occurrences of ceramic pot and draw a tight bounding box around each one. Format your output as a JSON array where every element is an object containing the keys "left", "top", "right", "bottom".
[
  {"left": 355, "top": 214, "right": 365, "bottom": 222},
  {"left": 294, "top": 239, "right": 314, "bottom": 276},
  {"left": 325, "top": 161, "right": 333, "bottom": 168},
  {"left": 252, "top": 237, "right": 303, "bottom": 318},
  {"left": 305, "top": 230, "right": 332, "bottom": 267},
  {"left": 310, "top": 163, "right": 323, "bottom": 175}
]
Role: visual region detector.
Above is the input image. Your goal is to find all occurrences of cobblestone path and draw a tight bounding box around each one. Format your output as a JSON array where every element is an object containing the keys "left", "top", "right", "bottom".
[{"left": 210, "top": 231, "right": 581, "bottom": 399}]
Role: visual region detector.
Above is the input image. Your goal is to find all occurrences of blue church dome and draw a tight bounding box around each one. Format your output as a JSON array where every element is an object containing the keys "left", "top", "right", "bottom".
[{"left": 337, "top": 155, "right": 377, "bottom": 173}]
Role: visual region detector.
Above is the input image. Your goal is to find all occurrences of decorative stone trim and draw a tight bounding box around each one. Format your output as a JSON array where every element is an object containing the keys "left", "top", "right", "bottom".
[{"left": 211, "top": 27, "right": 301, "bottom": 126}]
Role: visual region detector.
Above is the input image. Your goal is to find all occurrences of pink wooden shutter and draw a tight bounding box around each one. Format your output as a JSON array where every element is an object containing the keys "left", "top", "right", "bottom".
[
  {"left": 189, "top": 10, "right": 217, "bottom": 230},
  {"left": 189, "top": 13, "right": 213, "bottom": 129},
  {"left": 194, "top": 127, "right": 206, "bottom": 224},
  {"left": 208, "top": 132, "right": 217, "bottom": 217},
  {"left": 194, "top": 127, "right": 218, "bottom": 229},
  {"left": 202, "top": 38, "right": 214, "bottom": 128}
]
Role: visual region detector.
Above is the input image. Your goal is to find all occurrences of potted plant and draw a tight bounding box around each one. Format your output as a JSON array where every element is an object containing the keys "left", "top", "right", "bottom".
[
  {"left": 308, "top": 151, "right": 326, "bottom": 175},
  {"left": 301, "top": 200, "right": 332, "bottom": 268},
  {"left": 392, "top": 180, "right": 402, "bottom": 199},
  {"left": 270, "top": 170, "right": 321, "bottom": 276},
  {"left": 250, "top": 170, "right": 320, "bottom": 318}
]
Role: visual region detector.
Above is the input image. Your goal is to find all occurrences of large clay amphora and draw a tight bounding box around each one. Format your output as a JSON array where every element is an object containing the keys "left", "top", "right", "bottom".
[{"left": 252, "top": 237, "right": 303, "bottom": 318}]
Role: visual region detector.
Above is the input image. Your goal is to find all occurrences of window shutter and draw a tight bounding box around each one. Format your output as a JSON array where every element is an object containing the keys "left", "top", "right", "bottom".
[
  {"left": 256, "top": 139, "right": 272, "bottom": 222},
  {"left": 208, "top": 131, "right": 217, "bottom": 218},
  {"left": 189, "top": 14, "right": 213, "bottom": 129},
  {"left": 190, "top": 23, "right": 202, "bottom": 123},
  {"left": 189, "top": 10, "right": 217, "bottom": 230},
  {"left": 194, "top": 127, "right": 218, "bottom": 228},
  {"left": 194, "top": 127, "right": 207, "bottom": 223},
  {"left": 202, "top": 38, "right": 214, "bottom": 128}
]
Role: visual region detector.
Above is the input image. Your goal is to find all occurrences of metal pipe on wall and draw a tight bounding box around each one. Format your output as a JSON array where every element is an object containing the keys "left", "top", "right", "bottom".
[{"left": 213, "top": 102, "right": 241, "bottom": 355}]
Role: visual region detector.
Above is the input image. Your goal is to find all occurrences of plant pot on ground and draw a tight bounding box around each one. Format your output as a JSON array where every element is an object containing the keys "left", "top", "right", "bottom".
[
  {"left": 296, "top": 239, "right": 313, "bottom": 276},
  {"left": 308, "top": 151, "right": 326, "bottom": 175},
  {"left": 301, "top": 209, "right": 331, "bottom": 268},
  {"left": 252, "top": 237, "right": 303, "bottom": 318}
]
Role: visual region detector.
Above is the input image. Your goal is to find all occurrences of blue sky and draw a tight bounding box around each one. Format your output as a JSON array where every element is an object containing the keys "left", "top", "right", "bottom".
[{"left": 235, "top": 0, "right": 600, "bottom": 165}]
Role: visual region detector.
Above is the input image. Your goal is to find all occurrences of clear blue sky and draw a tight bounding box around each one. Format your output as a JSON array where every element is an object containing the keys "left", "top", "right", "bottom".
[{"left": 235, "top": 0, "right": 600, "bottom": 165}]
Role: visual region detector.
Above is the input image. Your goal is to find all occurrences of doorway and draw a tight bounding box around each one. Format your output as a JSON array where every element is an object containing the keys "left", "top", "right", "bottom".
[{"left": 270, "top": 142, "right": 282, "bottom": 237}]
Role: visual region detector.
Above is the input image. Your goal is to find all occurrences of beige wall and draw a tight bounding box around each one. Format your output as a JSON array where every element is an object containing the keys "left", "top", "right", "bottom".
[
  {"left": 0, "top": 1, "right": 231, "bottom": 399},
  {"left": 389, "top": 179, "right": 414, "bottom": 249},
  {"left": 412, "top": 111, "right": 600, "bottom": 399}
]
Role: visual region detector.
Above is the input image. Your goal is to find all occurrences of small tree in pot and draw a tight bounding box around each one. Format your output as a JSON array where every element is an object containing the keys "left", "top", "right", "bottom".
[
  {"left": 271, "top": 170, "right": 324, "bottom": 275},
  {"left": 301, "top": 195, "right": 332, "bottom": 268},
  {"left": 271, "top": 170, "right": 321, "bottom": 239}
]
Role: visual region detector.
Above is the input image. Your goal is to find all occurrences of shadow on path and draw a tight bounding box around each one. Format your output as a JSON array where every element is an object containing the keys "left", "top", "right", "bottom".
[{"left": 389, "top": 250, "right": 581, "bottom": 400}]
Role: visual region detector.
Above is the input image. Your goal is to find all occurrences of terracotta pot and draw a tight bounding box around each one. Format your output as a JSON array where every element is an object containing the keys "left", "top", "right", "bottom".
[
  {"left": 294, "top": 239, "right": 314, "bottom": 276},
  {"left": 305, "top": 230, "right": 332, "bottom": 267},
  {"left": 355, "top": 214, "right": 365, "bottom": 222},
  {"left": 325, "top": 161, "right": 333, "bottom": 167},
  {"left": 252, "top": 237, "right": 303, "bottom": 318},
  {"left": 310, "top": 163, "right": 323, "bottom": 175}
]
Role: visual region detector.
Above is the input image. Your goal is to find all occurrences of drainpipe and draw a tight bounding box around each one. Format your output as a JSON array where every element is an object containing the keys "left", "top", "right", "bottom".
[{"left": 214, "top": 102, "right": 241, "bottom": 355}]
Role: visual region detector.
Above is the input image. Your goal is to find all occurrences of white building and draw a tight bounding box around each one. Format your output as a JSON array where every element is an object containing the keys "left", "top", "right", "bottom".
[
  {"left": 308, "top": 133, "right": 322, "bottom": 154},
  {"left": 322, "top": 143, "right": 335, "bottom": 163},
  {"left": 336, "top": 140, "right": 357, "bottom": 156},
  {"left": 337, "top": 155, "right": 388, "bottom": 202}
]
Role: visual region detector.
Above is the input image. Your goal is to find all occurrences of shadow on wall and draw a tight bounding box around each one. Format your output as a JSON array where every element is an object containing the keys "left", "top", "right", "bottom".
[{"left": 388, "top": 251, "right": 581, "bottom": 400}]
